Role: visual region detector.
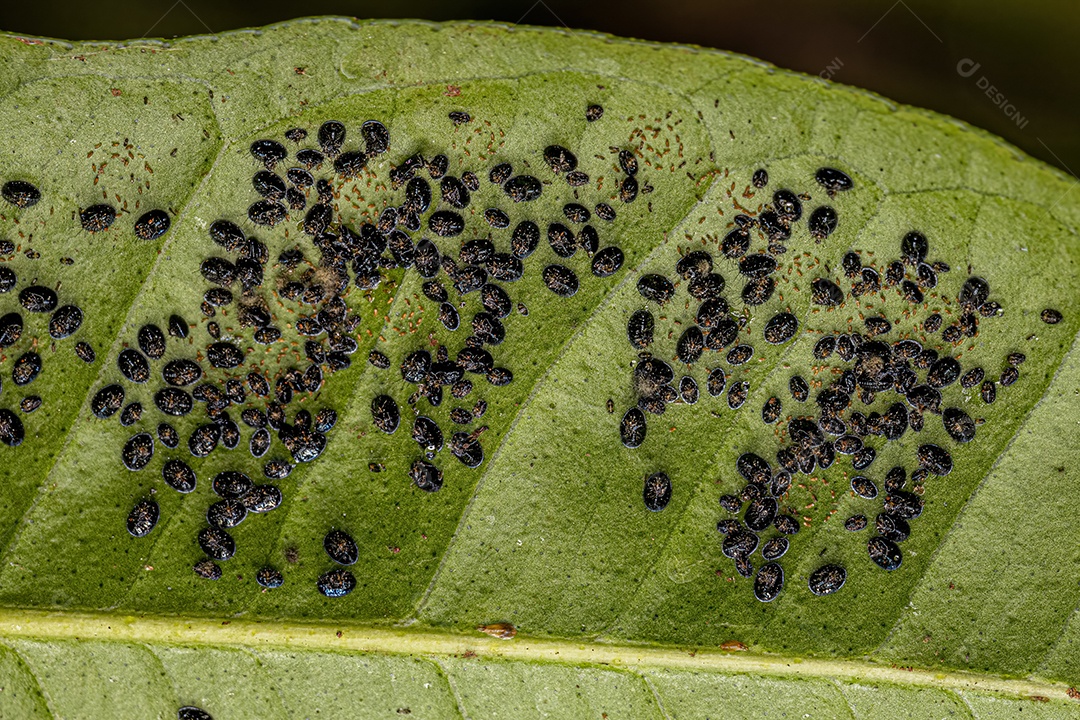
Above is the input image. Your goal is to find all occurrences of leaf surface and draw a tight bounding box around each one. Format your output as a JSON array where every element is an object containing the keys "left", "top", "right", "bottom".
[{"left": 0, "top": 18, "right": 1078, "bottom": 717}]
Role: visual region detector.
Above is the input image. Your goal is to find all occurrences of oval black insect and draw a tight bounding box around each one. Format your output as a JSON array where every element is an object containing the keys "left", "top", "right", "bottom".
[
  {"left": 207, "top": 498, "right": 247, "bottom": 529},
  {"left": 761, "top": 396, "right": 782, "bottom": 424},
  {"left": 942, "top": 407, "right": 976, "bottom": 443},
  {"left": 47, "top": 305, "right": 83, "bottom": 340},
  {"left": 91, "top": 384, "right": 125, "bottom": 418},
  {"left": 154, "top": 387, "right": 193, "bottom": 417},
  {"left": 876, "top": 513, "right": 911, "bottom": 543},
  {"left": 868, "top": 536, "right": 902, "bottom": 571},
  {"left": 815, "top": 167, "right": 854, "bottom": 194},
  {"left": 542, "top": 265, "right": 578, "bottom": 297},
  {"left": 789, "top": 375, "right": 809, "bottom": 402},
  {"left": 206, "top": 342, "right": 244, "bottom": 369},
  {"left": 121, "top": 432, "right": 154, "bottom": 471},
  {"left": 0, "top": 409, "right": 24, "bottom": 447},
  {"left": 926, "top": 356, "right": 961, "bottom": 389},
  {"left": 763, "top": 312, "right": 798, "bottom": 344},
  {"left": 126, "top": 498, "right": 159, "bottom": 538},
  {"left": 677, "top": 325, "right": 705, "bottom": 364},
  {"left": 637, "top": 274, "right": 674, "bottom": 304},
  {"left": 247, "top": 200, "right": 286, "bottom": 227},
  {"left": 918, "top": 443, "right": 953, "bottom": 475},
  {"left": 643, "top": 471, "right": 672, "bottom": 512},
  {"left": 810, "top": 278, "right": 844, "bottom": 306},
  {"left": 19, "top": 286, "right": 57, "bottom": 313},
  {"left": 808, "top": 206, "right": 839, "bottom": 240},
  {"left": 620, "top": 407, "right": 647, "bottom": 448},
  {"left": 324, "top": 528, "right": 359, "bottom": 565},
  {"left": 212, "top": 470, "right": 253, "bottom": 499},
  {"left": 1, "top": 180, "right": 41, "bottom": 208},
  {"left": 744, "top": 497, "right": 778, "bottom": 532},
  {"left": 739, "top": 254, "right": 777, "bottom": 279},
  {"left": 161, "top": 459, "right": 197, "bottom": 493},
  {"left": 198, "top": 526, "right": 236, "bottom": 561},
  {"left": 741, "top": 277, "right": 775, "bottom": 306},
  {"left": 79, "top": 204, "right": 116, "bottom": 233},
  {"left": 687, "top": 273, "right": 726, "bottom": 301},
  {"left": 706, "top": 367, "right": 727, "bottom": 397},
  {"left": 544, "top": 145, "right": 578, "bottom": 174},
  {"left": 129, "top": 208, "right": 171, "bottom": 241},
  {"left": 361, "top": 119, "right": 389, "bottom": 154},
  {"left": 1042, "top": 308, "right": 1063, "bottom": 325},
  {"left": 115, "top": 348, "right": 150, "bottom": 384},
  {"left": 504, "top": 175, "right": 542, "bottom": 202},
  {"left": 808, "top": 564, "right": 846, "bottom": 595},
  {"left": 754, "top": 562, "right": 784, "bottom": 603},
  {"left": 410, "top": 459, "right": 444, "bottom": 493},
  {"left": 627, "top": 310, "right": 654, "bottom": 350},
  {"left": 412, "top": 415, "right": 444, "bottom": 456},
  {"left": 317, "top": 568, "right": 356, "bottom": 598},
  {"left": 256, "top": 567, "right": 285, "bottom": 589},
  {"left": 592, "top": 246, "right": 624, "bottom": 277}
]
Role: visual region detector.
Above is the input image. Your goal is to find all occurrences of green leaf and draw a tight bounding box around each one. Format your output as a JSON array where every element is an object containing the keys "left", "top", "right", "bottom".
[{"left": 0, "top": 18, "right": 1078, "bottom": 718}]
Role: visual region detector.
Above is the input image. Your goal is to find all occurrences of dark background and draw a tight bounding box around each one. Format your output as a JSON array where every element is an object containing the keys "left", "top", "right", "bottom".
[{"left": 2, "top": 0, "right": 1076, "bottom": 176}]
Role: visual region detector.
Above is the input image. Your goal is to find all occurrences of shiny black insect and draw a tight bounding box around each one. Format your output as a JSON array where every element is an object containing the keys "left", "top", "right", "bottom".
[
  {"left": 727, "top": 381, "right": 749, "bottom": 409},
  {"left": 868, "top": 536, "right": 902, "bottom": 571},
  {"left": 706, "top": 367, "right": 727, "bottom": 397},
  {"left": 130, "top": 209, "right": 171, "bottom": 240},
  {"left": 121, "top": 432, "right": 154, "bottom": 471},
  {"left": 256, "top": 567, "right": 284, "bottom": 589},
  {"left": 45, "top": 305, "right": 82, "bottom": 340},
  {"left": 504, "top": 175, "right": 542, "bottom": 202},
  {"left": 212, "top": 470, "right": 252, "bottom": 499},
  {"left": 741, "top": 277, "right": 775, "bottom": 306},
  {"left": 761, "top": 396, "right": 782, "bottom": 424},
  {"left": 198, "top": 526, "right": 236, "bottom": 561},
  {"left": 406, "top": 458, "right": 442, "bottom": 493},
  {"left": 1042, "top": 308, "right": 1062, "bottom": 324},
  {"left": 318, "top": 568, "right": 356, "bottom": 597},
  {"left": 79, "top": 204, "right": 116, "bottom": 232},
  {"left": 19, "top": 286, "right": 57, "bottom": 313},
  {"left": 1, "top": 180, "right": 41, "bottom": 208},
  {"left": 620, "top": 407, "right": 647, "bottom": 448},
  {"left": 0, "top": 409, "right": 24, "bottom": 447},
  {"left": 810, "top": 278, "right": 844, "bottom": 306},
  {"left": 808, "top": 206, "right": 838, "bottom": 240},
  {"left": 263, "top": 459, "right": 293, "bottom": 480},
  {"left": 361, "top": 119, "right": 389, "bottom": 154},
  {"left": 206, "top": 342, "right": 244, "bottom": 369},
  {"left": 917, "top": 443, "right": 953, "bottom": 475},
  {"left": 192, "top": 560, "right": 222, "bottom": 581},
  {"left": 542, "top": 265, "right": 578, "bottom": 297},
  {"left": 126, "top": 498, "right": 159, "bottom": 537},
  {"left": 815, "top": 167, "right": 853, "bottom": 195},
  {"left": 753, "top": 562, "right": 784, "bottom": 603},
  {"left": 91, "top": 384, "right": 125, "bottom": 418},
  {"left": 807, "top": 564, "right": 846, "bottom": 596},
  {"left": 324, "top": 529, "right": 359, "bottom": 565},
  {"left": 643, "top": 471, "right": 672, "bottom": 512},
  {"left": 726, "top": 345, "right": 753, "bottom": 366},
  {"left": 637, "top": 274, "right": 674, "bottom": 304},
  {"left": 763, "top": 312, "right": 798, "bottom": 345},
  {"left": 160, "top": 459, "right": 196, "bottom": 493}
]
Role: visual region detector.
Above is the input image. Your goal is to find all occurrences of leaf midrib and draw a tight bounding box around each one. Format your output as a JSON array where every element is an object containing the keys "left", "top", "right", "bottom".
[{"left": 0, "top": 606, "right": 1071, "bottom": 703}]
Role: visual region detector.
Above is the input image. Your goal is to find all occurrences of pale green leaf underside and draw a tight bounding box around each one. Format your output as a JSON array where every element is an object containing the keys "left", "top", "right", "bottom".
[{"left": 0, "top": 18, "right": 1078, "bottom": 718}]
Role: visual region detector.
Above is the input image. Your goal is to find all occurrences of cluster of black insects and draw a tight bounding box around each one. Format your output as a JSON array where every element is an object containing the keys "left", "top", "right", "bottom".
[
  {"left": 3, "top": 101, "right": 640, "bottom": 597},
  {"left": 0, "top": 180, "right": 160, "bottom": 447},
  {"left": 617, "top": 166, "right": 1065, "bottom": 602},
  {"left": 2, "top": 101, "right": 1067, "bottom": 606},
  {"left": 367, "top": 104, "right": 633, "bottom": 497}
]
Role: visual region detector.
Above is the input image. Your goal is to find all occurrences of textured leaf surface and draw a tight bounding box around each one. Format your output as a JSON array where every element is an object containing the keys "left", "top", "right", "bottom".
[{"left": 0, "top": 18, "right": 1078, "bottom": 717}]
